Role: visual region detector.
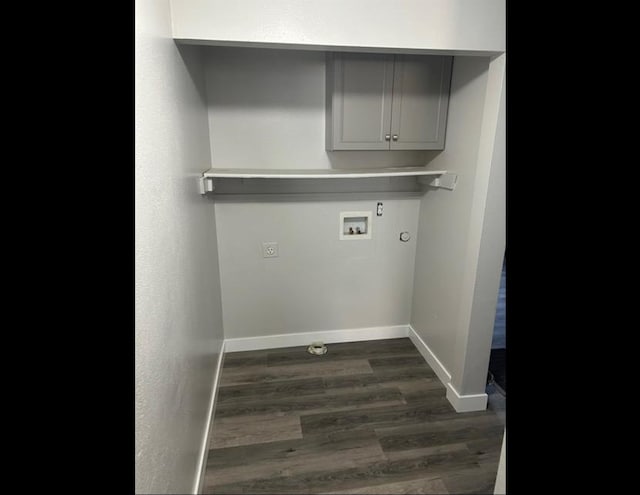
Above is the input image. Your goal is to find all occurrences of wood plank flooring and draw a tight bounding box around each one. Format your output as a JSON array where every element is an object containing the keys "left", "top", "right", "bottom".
[{"left": 204, "top": 338, "right": 503, "bottom": 494}]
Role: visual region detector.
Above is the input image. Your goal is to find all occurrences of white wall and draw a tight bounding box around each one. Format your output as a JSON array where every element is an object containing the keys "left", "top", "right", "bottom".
[
  {"left": 206, "top": 47, "right": 425, "bottom": 339},
  {"left": 216, "top": 199, "right": 420, "bottom": 338},
  {"left": 135, "top": 0, "right": 224, "bottom": 492},
  {"left": 452, "top": 55, "right": 506, "bottom": 395},
  {"left": 205, "top": 47, "right": 424, "bottom": 338},
  {"left": 410, "top": 53, "right": 506, "bottom": 403},
  {"left": 171, "top": 0, "right": 505, "bottom": 55},
  {"left": 411, "top": 56, "right": 490, "bottom": 372},
  {"left": 204, "top": 47, "right": 437, "bottom": 170}
]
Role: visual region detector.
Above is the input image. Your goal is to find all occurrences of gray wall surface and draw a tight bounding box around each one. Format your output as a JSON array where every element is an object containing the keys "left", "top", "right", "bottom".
[
  {"left": 410, "top": 53, "right": 506, "bottom": 400},
  {"left": 206, "top": 47, "right": 426, "bottom": 339},
  {"left": 215, "top": 199, "right": 420, "bottom": 338},
  {"left": 410, "top": 56, "right": 490, "bottom": 374},
  {"left": 204, "top": 47, "right": 440, "bottom": 170},
  {"left": 451, "top": 58, "right": 506, "bottom": 395},
  {"left": 135, "top": 0, "right": 224, "bottom": 492}
]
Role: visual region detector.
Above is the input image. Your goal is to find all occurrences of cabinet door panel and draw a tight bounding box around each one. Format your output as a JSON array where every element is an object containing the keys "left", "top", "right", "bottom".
[
  {"left": 327, "top": 53, "right": 394, "bottom": 150},
  {"left": 389, "top": 55, "right": 452, "bottom": 150}
]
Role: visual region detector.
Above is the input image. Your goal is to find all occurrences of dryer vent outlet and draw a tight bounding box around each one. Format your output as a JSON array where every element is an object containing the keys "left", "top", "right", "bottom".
[{"left": 307, "top": 341, "right": 328, "bottom": 356}]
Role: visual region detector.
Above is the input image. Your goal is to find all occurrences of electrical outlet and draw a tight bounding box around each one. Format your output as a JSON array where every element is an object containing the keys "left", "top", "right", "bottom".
[{"left": 262, "top": 242, "right": 279, "bottom": 258}]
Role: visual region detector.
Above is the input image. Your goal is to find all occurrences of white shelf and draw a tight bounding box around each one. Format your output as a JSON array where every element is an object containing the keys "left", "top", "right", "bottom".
[
  {"left": 199, "top": 167, "right": 457, "bottom": 195},
  {"left": 203, "top": 167, "right": 447, "bottom": 179}
]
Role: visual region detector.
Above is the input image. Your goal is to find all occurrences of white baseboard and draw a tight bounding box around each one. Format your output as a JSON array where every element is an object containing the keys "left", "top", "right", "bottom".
[
  {"left": 193, "top": 340, "right": 226, "bottom": 495},
  {"left": 446, "top": 382, "right": 488, "bottom": 412},
  {"left": 224, "top": 325, "right": 410, "bottom": 352},
  {"left": 407, "top": 325, "right": 452, "bottom": 385},
  {"left": 408, "top": 325, "right": 487, "bottom": 413}
]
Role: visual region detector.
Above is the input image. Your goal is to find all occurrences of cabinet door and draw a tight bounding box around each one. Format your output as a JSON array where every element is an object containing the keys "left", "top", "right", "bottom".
[
  {"left": 326, "top": 53, "right": 394, "bottom": 150},
  {"left": 389, "top": 55, "right": 452, "bottom": 150}
]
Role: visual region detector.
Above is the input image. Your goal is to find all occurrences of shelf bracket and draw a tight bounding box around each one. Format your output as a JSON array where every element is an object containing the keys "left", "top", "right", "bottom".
[
  {"left": 418, "top": 172, "right": 458, "bottom": 190},
  {"left": 198, "top": 176, "right": 215, "bottom": 195}
]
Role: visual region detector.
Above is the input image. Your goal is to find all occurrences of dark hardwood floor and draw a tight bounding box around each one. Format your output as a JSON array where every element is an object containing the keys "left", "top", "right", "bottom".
[{"left": 204, "top": 338, "right": 504, "bottom": 494}]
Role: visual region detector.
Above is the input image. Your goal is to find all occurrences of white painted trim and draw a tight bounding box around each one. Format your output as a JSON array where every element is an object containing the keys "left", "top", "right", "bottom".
[
  {"left": 193, "top": 340, "right": 226, "bottom": 495},
  {"left": 408, "top": 325, "right": 487, "bottom": 412},
  {"left": 225, "top": 325, "right": 409, "bottom": 352},
  {"left": 407, "top": 325, "right": 452, "bottom": 385},
  {"left": 446, "top": 382, "right": 488, "bottom": 412}
]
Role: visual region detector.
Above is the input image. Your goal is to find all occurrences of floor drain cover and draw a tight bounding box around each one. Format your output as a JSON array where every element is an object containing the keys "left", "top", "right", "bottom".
[{"left": 307, "top": 341, "right": 328, "bottom": 355}]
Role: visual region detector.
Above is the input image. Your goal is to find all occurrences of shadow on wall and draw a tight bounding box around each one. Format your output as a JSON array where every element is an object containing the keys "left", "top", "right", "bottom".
[
  {"left": 205, "top": 47, "right": 325, "bottom": 109},
  {"left": 178, "top": 44, "right": 209, "bottom": 106}
]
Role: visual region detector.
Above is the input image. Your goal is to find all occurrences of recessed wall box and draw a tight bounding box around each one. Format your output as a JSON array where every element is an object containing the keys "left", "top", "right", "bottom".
[{"left": 340, "top": 211, "right": 372, "bottom": 240}]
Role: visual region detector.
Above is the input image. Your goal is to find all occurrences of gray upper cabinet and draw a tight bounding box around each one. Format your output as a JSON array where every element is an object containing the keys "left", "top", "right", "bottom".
[
  {"left": 325, "top": 53, "right": 394, "bottom": 150},
  {"left": 389, "top": 55, "right": 453, "bottom": 150},
  {"left": 326, "top": 53, "right": 452, "bottom": 151}
]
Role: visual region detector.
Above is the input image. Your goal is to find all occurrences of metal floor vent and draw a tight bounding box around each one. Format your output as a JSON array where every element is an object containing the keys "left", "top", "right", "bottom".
[{"left": 307, "top": 341, "right": 328, "bottom": 355}]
